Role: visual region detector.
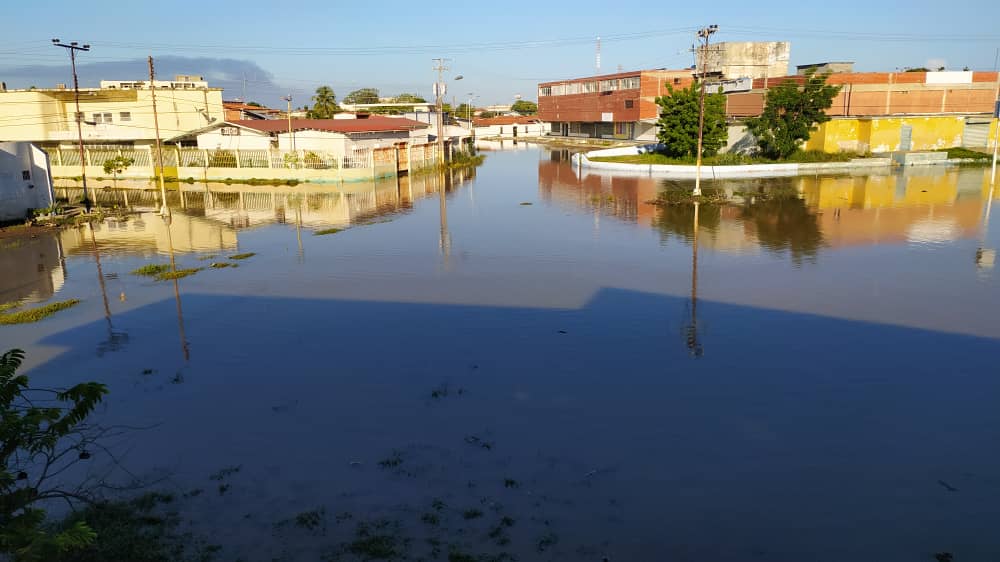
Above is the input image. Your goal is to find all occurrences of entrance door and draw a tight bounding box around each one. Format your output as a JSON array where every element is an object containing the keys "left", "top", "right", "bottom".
[
  {"left": 513, "top": 126, "right": 518, "bottom": 138},
  {"left": 899, "top": 125, "right": 913, "bottom": 151}
]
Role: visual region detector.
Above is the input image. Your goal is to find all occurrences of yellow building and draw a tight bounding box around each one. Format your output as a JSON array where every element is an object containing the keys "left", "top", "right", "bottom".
[
  {"left": 804, "top": 115, "right": 970, "bottom": 153},
  {"left": 0, "top": 76, "right": 224, "bottom": 147}
]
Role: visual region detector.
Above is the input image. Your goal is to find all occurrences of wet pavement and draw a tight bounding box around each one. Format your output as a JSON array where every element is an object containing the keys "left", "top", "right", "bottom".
[{"left": 3, "top": 146, "right": 1000, "bottom": 561}]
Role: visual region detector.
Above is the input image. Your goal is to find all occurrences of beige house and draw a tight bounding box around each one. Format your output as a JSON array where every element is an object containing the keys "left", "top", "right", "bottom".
[{"left": 0, "top": 75, "right": 224, "bottom": 147}]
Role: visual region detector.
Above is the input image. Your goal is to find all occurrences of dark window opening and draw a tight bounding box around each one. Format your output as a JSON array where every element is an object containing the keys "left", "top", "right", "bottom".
[
  {"left": 22, "top": 170, "right": 31, "bottom": 180},
  {"left": 624, "top": 100, "right": 634, "bottom": 109}
]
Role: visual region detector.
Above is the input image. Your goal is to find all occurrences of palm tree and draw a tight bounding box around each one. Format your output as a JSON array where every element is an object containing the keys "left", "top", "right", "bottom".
[{"left": 310, "top": 86, "right": 340, "bottom": 118}]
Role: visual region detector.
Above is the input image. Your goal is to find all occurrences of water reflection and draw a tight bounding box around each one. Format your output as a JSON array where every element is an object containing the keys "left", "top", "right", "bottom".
[
  {"left": 0, "top": 230, "right": 66, "bottom": 304},
  {"left": 541, "top": 154, "right": 998, "bottom": 262},
  {"left": 89, "top": 222, "right": 129, "bottom": 356}
]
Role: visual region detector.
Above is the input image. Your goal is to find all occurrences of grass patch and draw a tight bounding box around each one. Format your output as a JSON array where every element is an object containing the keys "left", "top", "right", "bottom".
[
  {"left": 209, "top": 262, "right": 235, "bottom": 269},
  {"left": 154, "top": 268, "right": 202, "bottom": 281},
  {"left": 937, "top": 147, "right": 992, "bottom": 160},
  {"left": 0, "top": 301, "right": 21, "bottom": 313},
  {"left": 651, "top": 185, "right": 729, "bottom": 206},
  {"left": 228, "top": 252, "right": 256, "bottom": 260},
  {"left": 590, "top": 149, "right": 858, "bottom": 166},
  {"left": 130, "top": 264, "right": 171, "bottom": 277},
  {"left": 314, "top": 228, "right": 343, "bottom": 236},
  {"left": 0, "top": 299, "right": 80, "bottom": 325}
]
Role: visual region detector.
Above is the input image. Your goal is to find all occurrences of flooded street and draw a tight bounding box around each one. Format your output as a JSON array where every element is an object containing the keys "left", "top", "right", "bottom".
[{"left": 4, "top": 145, "right": 1000, "bottom": 561}]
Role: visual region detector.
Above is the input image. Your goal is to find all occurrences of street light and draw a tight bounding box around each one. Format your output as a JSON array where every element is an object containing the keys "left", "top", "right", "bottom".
[{"left": 52, "top": 38, "right": 92, "bottom": 212}]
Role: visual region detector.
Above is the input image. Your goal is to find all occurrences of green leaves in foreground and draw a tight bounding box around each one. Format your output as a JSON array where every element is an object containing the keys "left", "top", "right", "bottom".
[
  {"left": 1, "top": 348, "right": 108, "bottom": 561},
  {"left": 0, "top": 299, "right": 80, "bottom": 325}
]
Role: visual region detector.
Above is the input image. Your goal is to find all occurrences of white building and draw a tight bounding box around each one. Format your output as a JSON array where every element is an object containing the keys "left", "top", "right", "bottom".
[
  {"left": 0, "top": 142, "right": 53, "bottom": 222},
  {"left": 473, "top": 116, "right": 549, "bottom": 138}
]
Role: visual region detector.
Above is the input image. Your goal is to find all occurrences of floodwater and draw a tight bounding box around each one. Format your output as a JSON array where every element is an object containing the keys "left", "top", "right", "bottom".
[{"left": 4, "top": 145, "right": 1000, "bottom": 561}]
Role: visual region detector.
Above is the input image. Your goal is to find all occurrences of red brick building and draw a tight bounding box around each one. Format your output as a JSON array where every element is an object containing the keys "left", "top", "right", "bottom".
[{"left": 539, "top": 69, "right": 1000, "bottom": 143}]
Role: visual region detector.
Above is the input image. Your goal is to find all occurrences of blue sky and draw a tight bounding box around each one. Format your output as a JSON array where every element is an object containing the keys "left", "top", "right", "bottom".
[{"left": 3, "top": 0, "right": 998, "bottom": 108}]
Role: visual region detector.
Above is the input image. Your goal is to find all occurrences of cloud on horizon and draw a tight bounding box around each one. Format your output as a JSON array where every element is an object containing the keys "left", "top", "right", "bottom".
[{"left": 0, "top": 56, "right": 295, "bottom": 106}]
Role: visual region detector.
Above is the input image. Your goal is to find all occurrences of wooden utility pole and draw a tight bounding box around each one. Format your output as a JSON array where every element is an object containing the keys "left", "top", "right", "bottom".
[
  {"left": 282, "top": 95, "right": 295, "bottom": 151},
  {"left": 694, "top": 25, "right": 718, "bottom": 197},
  {"left": 433, "top": 58, "right": 451, "bottom": 165},
  {"left": 52, "top": 39, "right": 91, "bottom": 212},
  {"left": 148, "top": 56, "right": 169, "bottom": 217}
]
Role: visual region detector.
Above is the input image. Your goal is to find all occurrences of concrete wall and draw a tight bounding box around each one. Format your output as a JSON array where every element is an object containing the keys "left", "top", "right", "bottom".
[
  {"left": 0, "top": 142, "right": 53, "bottom": 221},
  {"left": 805, "top": 116, "right": 967, "bottom": 153},
  {"left": 197, "top": 128, "right": 273, "bottom": 150},
  {"left": 700, "top": 41, "right": 791, "bottom": 80},
  {"left": 473, "top": 122, "right": 549, "bottom": 137}
]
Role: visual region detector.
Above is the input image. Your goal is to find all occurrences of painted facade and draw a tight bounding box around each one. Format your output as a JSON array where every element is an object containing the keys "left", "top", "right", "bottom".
[
  {"left": 804, "top": 116, "right": 967, "bottom": 153},
  {"left": 0, "top": 82, "right": 224, "bottom": 146},
  {"left": 0, "top": 142, "right": 53, "bottom": 221}
]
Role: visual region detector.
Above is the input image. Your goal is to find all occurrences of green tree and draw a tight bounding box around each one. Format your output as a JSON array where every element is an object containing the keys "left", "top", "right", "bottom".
[
  {"left": 654, "top": 81, "right": 727, "bottom": 158},
  {"left": 745, "top": 70, "right": 841, "bottom": 160},
  {"left": 1, "top": 348, "right": 109, "bottom": 561},
  {"left": 245, "top": 101, "right": 263, "bottom": 107},
  {"left": 102, "top": 155, "right": 134, "bottom": 189},
  {"left": 308, "top": 86, "right": 340, "bottom": 119},
  {"left": 478, "top": 110, "right": 497, "bottom": 119},
  {"left": 454, "top": 103, "right": 475, "bottom": 121},
  {"left": 393, "top": 93, "right": 426, "bottom": 104},
  {"left": 342, "top": 88, "right": 380, "bottom": 105},
  {"left": 511, "top": 100, "right": 538, "bottom": 115}
]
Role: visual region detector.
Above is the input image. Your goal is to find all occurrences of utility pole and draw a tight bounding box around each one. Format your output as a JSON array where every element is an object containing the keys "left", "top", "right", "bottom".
[
  {"left": 148, "top": 56, "right": 170, "bottom": 217},
  {"left": 282, "top": 95, "right": 295, "bottom": 152},
  {"left": 693, "top": 24, "right": 718, "bottom": 197},
  {"left": 432, "top": 58, "right": 451, "bottom": 164},
  {"left": 991, "top": 99, "right": 999, "bottom": 185},
  {"left": 52, "top": 39, "right": 91, "bottom": 212}
]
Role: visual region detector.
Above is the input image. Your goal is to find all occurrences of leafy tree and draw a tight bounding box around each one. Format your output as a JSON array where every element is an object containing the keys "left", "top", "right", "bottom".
[
  {"left": 478, "top": 111, "right": 497, "bottom": 119},
  {"left": 308, "top": 86, "right": 340, "bottom": 119},
  {"left": 393, "top": 93, "right": 426, "bottom": 104},
  {"left": 655, "top": 81, "right": 727, "bottom": 158},
  {"left": 342, "top": 88, "right": 380, "bottom": 105},
  {"left": 745, "top": 70, "right": 840, "bottom": 160},
  {"left": 904, "top": 67, "right": 930, "bottom": 72},
  {"left": 1, "top": 348, "right": 109, "bottom": 561},
  {"left": 245, "top": 101, "right": 263, "bottom": 107},
  {"left": 511, "top": 100, "right": 538, "bottom": 115},
  {"left": 102, "top": 156, "right": 134, "bottom": 190},
  {"left": 454, "top": 103, "right": 475, "bottom": 121}
]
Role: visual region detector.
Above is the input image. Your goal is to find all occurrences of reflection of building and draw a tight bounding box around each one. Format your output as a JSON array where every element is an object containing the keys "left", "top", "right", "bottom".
[
  {"left": 58, "top": 212, "right": 238, "bottom": 256},
  {"left": 0, "top": 230, "right": 65, "bottom": 303},
  {"left": 540, "top": 154, "right": 994, "bottom": 259}
]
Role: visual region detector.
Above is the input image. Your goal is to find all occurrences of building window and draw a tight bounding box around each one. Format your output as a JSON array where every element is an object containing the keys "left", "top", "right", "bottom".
[
  {"left": 539, "top": 86, "right": 552, "bottom": 97},
  {"left": 583, "top": 81, "right": 597, "bottom": 93},
  {"left": 92, "top": 113, "right": 113, "bottom": 124},
  {"left": 624, "top": 100, "right": 634, "bottom": 109},
  {"left": 22, "top": 170, "right": 30, "bottom": 181},
  {"left": 221, "top": 126, "right": 240, "bottom": 136},
  {"left": 620, "top": 77, "right": 640, "bottom": 89},
  {"left": 599, "top": 79, "right": 618, "bottom": 92},
  {"left": 120, "top": 111, "right": 131, "bottom": 121},
  {"left": 615, "top": 122, "right": 628, "bottom": 135},
  {"left": 673, "top": 78, "right": 681, "bottom": 85}
]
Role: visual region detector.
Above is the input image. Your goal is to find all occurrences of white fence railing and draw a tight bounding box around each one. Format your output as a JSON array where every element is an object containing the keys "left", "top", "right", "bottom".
[{"left": 44, "top": 144, "right": 446, "bottom": 172}]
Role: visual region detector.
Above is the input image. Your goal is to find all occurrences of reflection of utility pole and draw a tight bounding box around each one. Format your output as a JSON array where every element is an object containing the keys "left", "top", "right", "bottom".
[
  {"left": 149, "top": 56, "right": 170, "bottom": 218},
  {"left": 978, "top": 182, "right": 996, "bottom": 271},
  {"left": 52, "top": 39, "right": 91, "bottom": 212},
  {"left": 684, "top": 202, "right": 704, "bottom": 356},
  {"left": 439, "top": 172, "right": 452, "bottom": 262},
  {"left": 163, "top": 215, "right": 190, "bottom": 361},
  {"left": 295, "top": 203, "right": 304, "bottom": 263},
  {"left": 90, "top": 222, "right": 129, "bottom": 354},
  {"left": 693, "top": 25, "right": 718, "bottom": 197}
]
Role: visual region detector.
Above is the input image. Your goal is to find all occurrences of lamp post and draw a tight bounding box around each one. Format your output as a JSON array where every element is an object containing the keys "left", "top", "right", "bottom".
[
  {"left": 693, "top": 24, "right": 718, "bottom": 197},
  {"left": 467, "top": 93, "right": 479, "bottom": 144},
  {"left": 52, "top": 38, "right": 91, "bottom": 212}
]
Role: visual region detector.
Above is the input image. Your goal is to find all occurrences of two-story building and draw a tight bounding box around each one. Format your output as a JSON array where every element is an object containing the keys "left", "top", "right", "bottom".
[{"left": 0, "top": 75, "right": 225, "bottom": 149}]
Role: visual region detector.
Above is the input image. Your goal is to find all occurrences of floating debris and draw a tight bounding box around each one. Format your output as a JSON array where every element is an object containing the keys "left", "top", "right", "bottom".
[{"left": 229, "top": 252, "right": 256, "bottom": 260}]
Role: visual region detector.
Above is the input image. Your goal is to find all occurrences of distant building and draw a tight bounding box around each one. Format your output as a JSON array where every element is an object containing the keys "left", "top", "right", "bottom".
[
  {"left": 179, "top": 116, "right": 431, "bottom": 156},
  {"left": 473, "top": 115, "right": 549, "bottom": 138},
  {"left": 223, "top": 101, "right": 281, "bottom": 121},
  {"left": 0, "top": 75, "right": 224, "bottom": 147},
  {"left": 698, "top": 41, "right": 791, "bottom": 80},
  {"left": 797, "top": 62, "right": 855, "bottom": 75},
  {"left": 0, "top": 142, "right": 53, "bottom": 222},
  {"left": 538, "top": 68, "right": 694, "bottom": 141}
]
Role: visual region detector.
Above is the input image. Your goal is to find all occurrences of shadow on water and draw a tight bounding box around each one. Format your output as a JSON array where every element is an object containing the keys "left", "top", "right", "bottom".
[{"left": 24, "top": 284, "right": 1000, "bottom": 561}]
